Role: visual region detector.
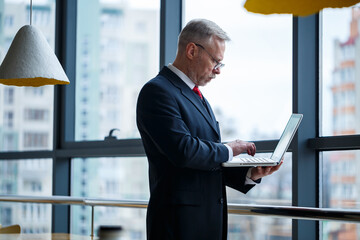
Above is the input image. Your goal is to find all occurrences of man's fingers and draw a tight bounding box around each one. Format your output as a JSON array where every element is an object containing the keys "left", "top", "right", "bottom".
[
  {"left": 247, "top": 143, "right": 256, "bottom": 156},
  {"left": 229, "top": 140, "right": 257, "bottom": 156}
]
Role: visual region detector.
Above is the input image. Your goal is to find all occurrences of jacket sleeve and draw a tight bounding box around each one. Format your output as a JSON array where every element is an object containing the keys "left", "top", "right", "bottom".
[
  {"left": 136, "top": 80, "right": 228, "bottom": 171},
  {"left": 223, "top": 167, "right": 260, "bottom": 194}
]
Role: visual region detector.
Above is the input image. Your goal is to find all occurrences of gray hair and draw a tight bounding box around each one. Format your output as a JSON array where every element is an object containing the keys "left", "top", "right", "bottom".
[{"left": 178, "top": 19, "right": 230, "bottom": 50}]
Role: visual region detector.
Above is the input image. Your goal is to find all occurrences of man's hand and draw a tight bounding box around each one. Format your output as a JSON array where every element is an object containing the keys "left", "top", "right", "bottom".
[
  {"left": 227, "top": 139, "right": 256, "bottom": 156},
  {"left": 250, "top": 159, "right": 283, "bottom": 181}
]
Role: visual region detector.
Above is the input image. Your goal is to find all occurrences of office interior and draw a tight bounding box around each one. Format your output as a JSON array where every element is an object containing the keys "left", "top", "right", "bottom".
[{"left": 0, "top": 0, "right": 359, "bottom": 239}]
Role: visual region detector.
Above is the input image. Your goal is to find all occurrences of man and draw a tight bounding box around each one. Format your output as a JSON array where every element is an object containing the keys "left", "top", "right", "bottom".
[{"left": 136, "top": 19, "right": 282, "bottom": 240}]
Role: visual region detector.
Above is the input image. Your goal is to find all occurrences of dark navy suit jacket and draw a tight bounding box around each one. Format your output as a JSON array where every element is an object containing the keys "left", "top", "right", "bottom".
[{"left": 136, "top": 66, "right": 255, "bottom": 240}]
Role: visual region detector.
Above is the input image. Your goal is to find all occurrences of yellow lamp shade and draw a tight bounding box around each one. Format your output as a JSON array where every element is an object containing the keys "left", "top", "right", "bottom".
[
  {"left": 0, "top": 25, "right": 69, "bottom": 87},
  {"left": 244, "top": 0, "right": 360, "bottom": 16}
]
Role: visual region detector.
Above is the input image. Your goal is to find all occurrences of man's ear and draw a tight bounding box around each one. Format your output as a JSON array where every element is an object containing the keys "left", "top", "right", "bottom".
[{"left": 185, "top": 42, "right": 197, "bottom": 60}]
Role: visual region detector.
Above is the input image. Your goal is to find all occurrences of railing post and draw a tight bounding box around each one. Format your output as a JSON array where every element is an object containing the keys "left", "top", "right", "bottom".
[{"left": 91, "top": 205, "right": 94, "bottom": 237}]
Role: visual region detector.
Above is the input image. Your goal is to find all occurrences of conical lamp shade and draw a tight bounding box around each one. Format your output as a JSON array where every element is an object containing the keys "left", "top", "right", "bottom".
[
  {"left": 244, "top": 0, "right": 360, "bottom": 16},
  {"left": 0, "top": 25, "right": 69, "bottom": 87}
]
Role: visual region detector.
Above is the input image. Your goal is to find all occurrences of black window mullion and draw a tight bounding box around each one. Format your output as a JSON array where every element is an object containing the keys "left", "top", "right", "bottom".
[
  {"left": 160, "top": 0, "right": 182, "bottom": 68},
  {"left": 292, "top": 14, "right": 320, "bottom": 240},
  {"left": 53, "top": 0, "right": 77, "bottom": 233},
  {"left": 308, "top": 135, "right": 360, "bottom": 151}
]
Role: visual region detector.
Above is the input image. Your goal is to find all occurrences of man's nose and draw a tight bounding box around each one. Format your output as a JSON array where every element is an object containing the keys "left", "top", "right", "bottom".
[{"left": 213, "top": 68, "right": 221, "bottom": 74}]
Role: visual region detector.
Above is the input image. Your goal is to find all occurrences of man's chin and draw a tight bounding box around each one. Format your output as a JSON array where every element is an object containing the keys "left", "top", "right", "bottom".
[
  {"left": 205, "top": 78, "right": 214, "bottom": 85},
  {"left": 198, "top": 78, "right": 214, "bottom": 87}
]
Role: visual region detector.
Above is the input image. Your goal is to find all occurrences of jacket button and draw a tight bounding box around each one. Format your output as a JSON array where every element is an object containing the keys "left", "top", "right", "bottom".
[
  {"left": 217, "top": 140, "right": 221, "bottom": 143},
  {"left": 219, "top": 198, "right": 224, "bottom": 204}
]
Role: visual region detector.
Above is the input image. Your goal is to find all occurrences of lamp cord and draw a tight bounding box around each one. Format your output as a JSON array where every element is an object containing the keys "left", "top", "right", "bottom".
[{"left": 30, "top": 0, "right": 32, "bottom": 25}]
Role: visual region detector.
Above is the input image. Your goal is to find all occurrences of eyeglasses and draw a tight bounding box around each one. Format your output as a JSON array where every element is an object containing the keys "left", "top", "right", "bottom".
[{"left": 195, "top": 43, "right": 225, "bottom": 70}]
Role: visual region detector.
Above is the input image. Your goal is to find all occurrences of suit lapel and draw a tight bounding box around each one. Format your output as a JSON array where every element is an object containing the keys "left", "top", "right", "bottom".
[
  {"left": 160, "top": 67, "right": 220, "bottom": 138},
  {"left": 203, "top": 97, "right": 217, "bottom": 123}
]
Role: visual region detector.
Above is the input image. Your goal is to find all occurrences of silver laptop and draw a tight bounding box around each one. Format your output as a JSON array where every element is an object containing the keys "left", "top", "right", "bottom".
[{"left": 222, "top": 113, "right": 303, "bottom": 167}]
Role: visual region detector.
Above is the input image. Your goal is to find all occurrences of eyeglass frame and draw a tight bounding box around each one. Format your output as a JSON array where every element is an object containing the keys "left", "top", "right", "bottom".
[{"left": 194, "top": 43, "right": 225, "bottom": 70}]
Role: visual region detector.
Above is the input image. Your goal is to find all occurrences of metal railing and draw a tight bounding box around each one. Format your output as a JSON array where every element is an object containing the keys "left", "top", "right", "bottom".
[{"left": 0, "top": 195, "right": 360, "bottom": 236}]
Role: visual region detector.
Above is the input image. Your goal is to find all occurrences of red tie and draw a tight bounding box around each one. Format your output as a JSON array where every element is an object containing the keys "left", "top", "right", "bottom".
[{"left": 193, "top": 86, "right": 203, "bottom": 99}]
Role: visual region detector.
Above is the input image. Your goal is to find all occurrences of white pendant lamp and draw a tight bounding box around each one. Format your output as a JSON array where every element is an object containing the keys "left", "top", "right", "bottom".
[{"left": 0, "top": 0, "right": 69, "bottom": 87}]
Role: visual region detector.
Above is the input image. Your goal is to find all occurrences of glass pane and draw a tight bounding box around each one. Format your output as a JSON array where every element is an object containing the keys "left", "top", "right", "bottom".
[
  {"left": 75, "top": 0, "right": 160, "bottom": 141},
  {"left": 0, "top": 159, "right": 53, "bottom": 233},
  {"left": 228, "top": 153, "right": 291, "bottom": 239},
  {"left": 321, "top": 7, "right": 360, "bottom": 136},
  {"left": 229, "top": 215, "right": 291, "bottom": 239},
  {"left": 227, "top": 153, "right": 292, "bottom": 205},
  {"left": 72, "top": 206, "right": 146, "bottom": 238},
  {"left": 184, "top": 0, "right": 292, "bottom": 141},
  {"left": 322, "top": 222, "right": 360, "bottom": 240},
  {"left": 71, "top": 157, "right": 149, "bottom": 236},
  {"left": 321, "top": 151, "right": 360, "bottom": 239},
  {"left": 0, "top": 1, "right": 55, "bottom": 152}
]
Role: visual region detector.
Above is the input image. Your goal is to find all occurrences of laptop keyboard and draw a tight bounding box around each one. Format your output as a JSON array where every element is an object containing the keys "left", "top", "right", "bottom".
[{"left": 236, "top": 157, "right": 274, "bottom": 163}]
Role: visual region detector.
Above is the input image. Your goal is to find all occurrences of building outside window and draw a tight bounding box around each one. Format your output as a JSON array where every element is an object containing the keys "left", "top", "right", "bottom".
[
  {"left": 321, "top": 6, "right": 360, "bottom": 240},
  {"left": 71, "top": 0, "right": 159, "bottom": 236},
  {"left": 0, "top": 0, "right": 55, "bottom": 233}
]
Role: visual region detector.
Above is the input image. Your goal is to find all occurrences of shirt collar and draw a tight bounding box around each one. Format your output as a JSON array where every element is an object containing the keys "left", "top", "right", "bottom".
[{"left": 167, "top": 63, "right": 196, "bottom": 90}]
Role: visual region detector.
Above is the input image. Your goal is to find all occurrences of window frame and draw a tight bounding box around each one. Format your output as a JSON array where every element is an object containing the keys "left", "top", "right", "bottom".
[{"left": 0, "top": 0, "right": 359, "bottom": 239}]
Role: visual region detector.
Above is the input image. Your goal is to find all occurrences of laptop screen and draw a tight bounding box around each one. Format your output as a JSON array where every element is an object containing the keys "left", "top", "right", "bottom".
[{"left": 271, "top": 114, "right": 303, "bottom": 161}]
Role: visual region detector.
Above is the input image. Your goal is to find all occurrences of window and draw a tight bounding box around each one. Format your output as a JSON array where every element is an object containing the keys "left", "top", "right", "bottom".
[
  {"left": 0, "top": 1, "right": 55, "bottom": 152},
  {"left": 32, "top": 7, "right": 51, "bottom": 27},
  {"left": 229, "top": 215, "right": 291, "bottom": 239},
  {"left": 321, "top": 7, "right": 359, "bottom": 136},
  {"left": 0, "top": 0, "right": 358, "bottom": 238},
  {"left": 0, "top": 159, "right": 52, "bottom": 232},
  {"left": 71, "top": 157, "right": 149, "bottom": 235},
  {"left": 185, "top": 0, "right": 292, "bottom": 142},
  {"left": 23, "top": 132, "right": 49, "bottom": 149},
  {"left": 320, "top": 8, "right": 360, "bottom": 239},
  {"left": 227, "top": 153, "right": 292, "bottom": 205},
  {"left": 4, "top": 87, "right": 14, "bottom": 104},
  {"left": 24, "top": 181, "right": 42, "bottom": 192},
  {"left": 321, "top": 151, "right": 360, "bottom": 239},
  {"left": 24, "top": 109, "right": 49, "bottom": 121},
  {"left": 75, "top": 0, "right": 160, "bottom": 141},
  {"left": 184, "top": 0, "right": 292, "bottom": 237},
  {"left": 4, "top": 15, "right": 13, "bottom": 28},
  {"left": 2, "top": 134, "right": 17, "bottom": 151},
  {"left": 3, "top": 111, "right": 14, "bottom": 128}
]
